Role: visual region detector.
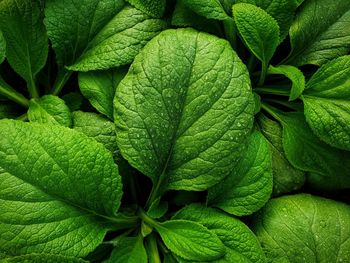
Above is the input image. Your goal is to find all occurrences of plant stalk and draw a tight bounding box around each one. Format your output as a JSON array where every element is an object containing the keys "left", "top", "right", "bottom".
[{"left": 0, "top": 78, "right": 30, "bottom": 107}]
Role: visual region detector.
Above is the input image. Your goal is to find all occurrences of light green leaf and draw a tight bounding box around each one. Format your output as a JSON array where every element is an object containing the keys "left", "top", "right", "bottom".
[
  {"left": 79, "top": 67, "right": 127, "bottom": 120},
  {"left": 68, "top": 6, "right": 167, "bottom": 71},
  {"left": 72, "top": 111, "right": 118, "bottom": 153},
  {"left": 233, "top": 3, "right": 279, "bottom": 69},
  {"left": 303, "top": 55, "right": 350, "bottom": 151},
  {"left": 0, "top": 120, "right": 122, "bottom": 257},
  {"left": 155, "top": 220, "right": 225, "bottom": 261},
  {"left": 182, "top": 0, "right": 231, "bottom": 20},
  {"left": 252, "top": 194, "right": 350, "bottom": 263},
  {"left": 0, "top": 254, "right": 88, "bottom": 263},
  {"left": 114, "top": 28, "right": 254, "bottom": 194},
  {"left": 28, "top": 95, "right": 72, "bottom": 127},
  {"left": 268, "top": 110, "right": 350, "bottom": 178},
  {"left": 173, "top": 204, "right": 266, "bottom": 263},
  {"left": 44, "top": 0, "right": 125, "bottom": 67},
  {"left": 268, "top": 65, "right": 305, "bottom": 101},
  {"left": 106, "top": 236, "right": 147, "bottom": 263},
  {"left": 0, "top": 0, "right": 48, "bottom": 96},
  {"left": 286, "top": 0, "right": 350, "bottom": 66},
  {"left": 257, "top": 114, "right": 305, "bottom": 196},
  {"left": 236, "top": 0, "right": 298, "bottom": 42},
  {"left": 208, "top": 131, "right": 273, "bottom": 216},
  {"left": 126, "top": 0, "right": 166, "bottom": 17},
  {"left": 0, "top": 31, "right": 5, "bottom": 64}
]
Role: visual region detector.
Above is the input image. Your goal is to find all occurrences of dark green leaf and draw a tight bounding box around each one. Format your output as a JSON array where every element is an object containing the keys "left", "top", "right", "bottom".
[
  {"left": 0, "top": 31, "right": 5, "bottom": 64},
  {"left": 126, "top": 0, "right": 166, "bottom": 17}
]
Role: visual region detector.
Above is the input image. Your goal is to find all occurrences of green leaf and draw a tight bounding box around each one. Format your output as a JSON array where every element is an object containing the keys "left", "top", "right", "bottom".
[
  {"left": 28, "top": 95, "right": 72, "bottom": 127},
  {"left": 303, "top": 55, "right": 350, "bottom": 151},
  {"left": 286, "top": 0, "right": 350, "bottom": 66},
  {"left": 257, "top": 114, "right": 305, "bottom": 196},
  {"left": 62, "top": 92, "right": 84, "bottom": 112},
  {"left": 126, "top": 0, "right": 166, "bottom": 18},
  {"left": 147, "top": 197, "right": 168, "bottom": 219},
  {"left": 0, "top": 254, "right": 88, "bottom": 263},
  {"left": 0, "top": 120, "right": 122, "bottom": 257},
  {"left": 79, "top": 67, "right": 127, "bottom": 120},
  {"left": 308, "top": 173, "right": 350, "bottom": 191},
  {"left": 44, "top": 0, "right": 125, "bottom": 67},
  {"left": 182, "top": 0, "right": 231, "bottom": 20},
  {"left": 0, "top": 0, "right": 48, "bottom": 97},
  {"left": 114, "top": 28, "right": 254, "bottom": 194},
  {"left": 106, "top": 236, "right": 147, "bottom": 263},
  {"left": 252, "top": 194, "right": 350, "bottom": 263},
  {"left": 208, "top": 131, "right": 273, "bottom": 216},
  {"left": 171, "top": 0, "right": 223, "bottom": 34},
  {"left": 67, "top": 6, "right": 167, "bottom": 71},
  {"left": 173, "top": 204, "right": 266, "bottom": 263},
  {"left": 155, "top": 220, "right": 225, "bottom": 261},
  {"left": 232, "top": 3, "right": 280, "bottom": 69},
  {"left": 268, "top": 65, "right": 305, "bottom": 101},
  {"left": 269, "top": 110, "right": 350, "bottom": 178},
  {"left": 72, "top": 111, "right": 118, "bottom": 153},
  {"left": 0, "top": 31, "right": 5, "bottom": 64},
  {"left": 237, "top": 0, "right": 298, "bottom": 42}
]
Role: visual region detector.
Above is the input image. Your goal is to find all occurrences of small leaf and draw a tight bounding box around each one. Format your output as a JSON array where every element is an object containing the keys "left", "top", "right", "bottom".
[
  {"left": 114, "top": 28, "right": 254, "bottom": 194},
  {"left": 0, "top": 31, "right": 5, "bottom": 64},
  {"left": 126, "top": 0, "right": 166, "bottom": 18},
  {"left": 0, "top": 0, "right": 48, "bottom": 93},
  {"left": 251, "top": 194, "right": 350, "bottom": 263},
  {"left": 0, "top": 120, "right": 123, "bottom": 257},
  {"left": 286, "top": 0, "right": 350, "bottom": 66},
  {"left": 147, "top": 197, "right": 168, "bottom": 219},
  {"left": 72, "top": 111, "right": 118, "bottom": 153},
  {"left": 233, "top": 3, "right": 279, "bottom": 68},
  {"left": 208, "top": 131, "right": 273, "bottom": 216},
  {"left": 28, "top": 95, "right": 72, "bottom": 127},
  {"left": 68, "top": 6, "right": 167, "bottom": 71},
  {"left": 257, "top": 114, "right": 305, "bottom": 196},
  {"left": 173, "top": 204, "right": 266, "bottom": 263},
  {"left": 303, "top": 55, "right": 350, "bottom": 151},
  {"left": 106, "top": 236, "right": 147, "bottom": 263},
  {"left": 78, "top": 67, "right": 127, "bottom": 120},
  {"left": 268, "top": 65, "right": 305, "bottom": 101},
  {"left": 182, "top": 0, "right": 231, "bottom": 20},
  {"left": 155, "top": 220, "right": 225, "bottom": 261}
]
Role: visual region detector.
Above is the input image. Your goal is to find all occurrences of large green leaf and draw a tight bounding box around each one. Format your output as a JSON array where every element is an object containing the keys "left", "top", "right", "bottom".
[
  {"left": 257, "top": 114, "right": 305, "bottom": 195},
  {"left": 114, "top": 28, "right": 254, "bottom": 194},
  {"left": 155, "top": 220, "right": 225, "bottom": 261},
  {"left": 232, "top": 3, "right": 279, "bottom": 79},
  {"left": 173, "top": 204, "right": 266, "bottom": 263},
  {"left": 28, "top": 95, "right": 72, "bottom": 127},
  {"left": 237, "top": 0, "right": 298, "bottom": 42},
  {"left": 0, "top": 0, "right": 48, "bottom": 97},
  {"left": 182, "top": 0, "right": 231, "bottom": 20},
  {"left": 126, "top": 0, "right": 166, "bottom": 17},
  {"left": 286, "top": 0, "right": 350, "bottom": 66},
  {"left": 303, "top": 55, "right": 350, "bottom": 151},
  {"left": 106, "top": 236, "right": 147, "bottom": 263},
  {"left": 78, "top": 67, "right": 127, "bottom": 120},
  {"left": 72, "top": 111, "right": 118, "bottom": 153},
  {"left": 0, "top": 31, "right": 5, "bottom": 64},
  {"left": 68, "top": 6, "right": 167, "bottom": 71},
  {"left": 252, "top": 194, "right": 350, "bottom": 263},
  {"left": 208, "top": 130, "right": 273, "bottom": 216},
  {"left": 0, "top": 120, "right": 122, "bottom": 257},
  {"left": 44, "top": 0, "right": 124, "bottom": 67}
]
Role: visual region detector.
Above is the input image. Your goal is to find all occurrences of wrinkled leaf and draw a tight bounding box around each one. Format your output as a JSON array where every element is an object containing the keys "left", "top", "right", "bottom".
[
  {"left": 126, "top": 0, "right": 166, "bottom": 17},
  {"left": 182, "top": 0, "right": 231, "bottom": 20}
]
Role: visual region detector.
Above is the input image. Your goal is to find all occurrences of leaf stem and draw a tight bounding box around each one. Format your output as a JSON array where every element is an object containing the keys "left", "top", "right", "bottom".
[
  {"left": 223, "top": 19, "right": 237, "bottom": 50},
  {"left": 258, "top": 61, "right": 267, "bottom": 86},
  {"left": 146, "top": 234, "right": 161, "bottom": 263},
  {"left": 52, "top": 69, "right": 72, "bottom": 96},
  {"left": 254, "top": 86, "right": 290, "bottom": 96},
  {"left": 247, "top": 55, "right": 257, "bottom": 73},
  {"left": 263, "top": 98, "right": 303, "bottom": 111},
  {"left": 0, "top": 78, "right": 30, "bottom": 107},
  {"left": 138, "top": 208, "right": 159, "bottom": 228},
  {"left": 28, "top": 77, "right": 39, "bottom": 98},
  {"left": 260, "top": 102, "right": 283, "bottom": 122},
  {"left": 16, "top": 113, "right": 28, "bottom": 121}
]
